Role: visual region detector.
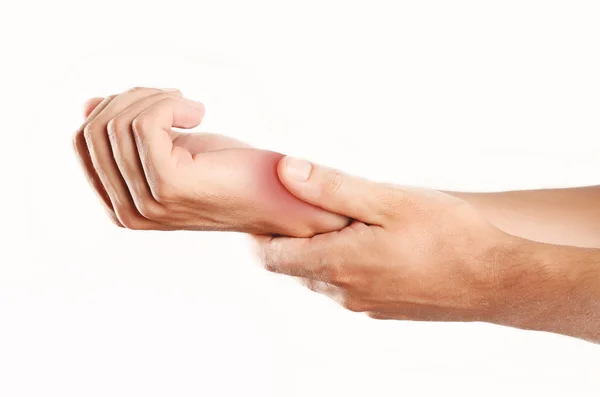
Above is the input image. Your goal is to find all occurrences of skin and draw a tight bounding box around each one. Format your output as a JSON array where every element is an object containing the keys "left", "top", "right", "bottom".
[
  {"left": 255, "top": 157, "right": 600, "bottom": 343},
  {"left": 450, "top": 187, "right": 600, "bottom": 248},
  {"left": 73, "top": 88, "right": 348, "bottom": 237},
  {"left": 75, "top": 86, "right": 599, "bottom": 343}
]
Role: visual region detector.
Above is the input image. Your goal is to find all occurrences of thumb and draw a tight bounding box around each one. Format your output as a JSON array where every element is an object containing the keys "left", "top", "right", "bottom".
[{"left": 277, "top": 156, "right": 390, "bottom": 225}]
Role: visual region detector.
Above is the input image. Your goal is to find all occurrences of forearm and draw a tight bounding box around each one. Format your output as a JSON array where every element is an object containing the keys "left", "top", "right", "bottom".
[
  {"left": 493, "top": 238, "right": 600, "bottom": 343},
  {"left": 449, "top": 186, "right": 600, "bottom": 248}
]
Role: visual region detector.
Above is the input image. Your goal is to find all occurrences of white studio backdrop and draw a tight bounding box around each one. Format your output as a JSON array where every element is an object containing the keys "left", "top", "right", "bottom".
[{"left": 2, "top": 1, "right": 600, "bottom": 396}]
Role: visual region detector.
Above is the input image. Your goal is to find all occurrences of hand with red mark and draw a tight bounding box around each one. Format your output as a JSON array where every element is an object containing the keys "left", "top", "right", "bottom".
[
  {"left": 255, "top": 157, "right": 600, "bottom": 343},
  {"left": 73, "top": 87, "right": 348, "bottom": 236}
]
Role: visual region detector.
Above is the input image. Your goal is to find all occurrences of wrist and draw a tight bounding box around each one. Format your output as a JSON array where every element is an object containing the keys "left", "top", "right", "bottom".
[{"left": 490, "top": 237, "right": 600, "bottom": 341}]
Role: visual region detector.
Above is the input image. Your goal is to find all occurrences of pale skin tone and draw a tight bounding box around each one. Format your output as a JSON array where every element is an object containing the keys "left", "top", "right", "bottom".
[
  {"left": 73, "top": 88, "right": 348, "bottom": 236},
  {"left": 75, "top": 87, "right": 599, "bottom": 343}
]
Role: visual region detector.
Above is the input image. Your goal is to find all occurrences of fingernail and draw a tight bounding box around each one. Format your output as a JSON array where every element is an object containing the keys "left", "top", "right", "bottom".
[
  {"left": 185, "top": 98, "right": 205, "bottom": 110},
  {"left": 161, "top": 88, "right": 180, "bottom": 92},
  {"left": 284, "top": 156, "right": 312, "bottom": 181}
]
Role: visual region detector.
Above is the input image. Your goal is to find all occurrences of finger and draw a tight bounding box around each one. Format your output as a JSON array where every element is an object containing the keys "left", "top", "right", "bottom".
[
  {"left": 276, "top": 156, "right": 394, "bottom": 225},
  {"left": 85, "top": 87, "right": 179, "bottom": 228},
  {"left": 108, "top": 93, "right": 204, "bottom": 220},
  {"left": 255, "top": 233, "right": 347, "bottom": 282},
  {"left": 131, "top": 97, "right": 205, "bottom": 198},
  {"left": 73, "top": 96, "right": 122, "bottom": 226},
  {"left": 83, "top": 97, "right": 105, "bottom": 119}
]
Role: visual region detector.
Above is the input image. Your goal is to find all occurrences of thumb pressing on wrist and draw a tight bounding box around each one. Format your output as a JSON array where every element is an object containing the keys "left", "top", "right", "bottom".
[{"left": 277, "top": 156, "right": 390, "bottom": 226}]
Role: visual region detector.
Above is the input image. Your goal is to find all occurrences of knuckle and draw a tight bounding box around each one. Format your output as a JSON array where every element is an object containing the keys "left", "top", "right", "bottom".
[
  {"left": 82, "top": 122, "right": 98, "bottom": 143},
  {"left": 106, "top": 117, "right": 126, "bottom": 142},
  {"left": 151, "top": 183, "right": 176, "bottom": 204},
  {"left": 132, "top": 97, "right": 175, "bottom": 134},
  {"left": 131, "top": 116, "right": 148, "bottom": 136},
  {"left": 116, "top": 209, "right": 147, "bottom": 230},
  {"left": 137, "top": 199, "right": 165, "bottom": 220}
]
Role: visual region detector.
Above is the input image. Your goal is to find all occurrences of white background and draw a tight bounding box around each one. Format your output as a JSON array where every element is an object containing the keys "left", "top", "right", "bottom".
[{"left": 2, "top": 1, "right": 600, "bottom": 396}]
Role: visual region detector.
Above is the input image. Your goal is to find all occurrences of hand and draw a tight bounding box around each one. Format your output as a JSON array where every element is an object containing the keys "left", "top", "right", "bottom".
[
  {"left": 255, "top": 157, "right": 533, "bottom": 323},
  {"left": 73, "top": 87, "right": 348, "bottom": 236}
]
